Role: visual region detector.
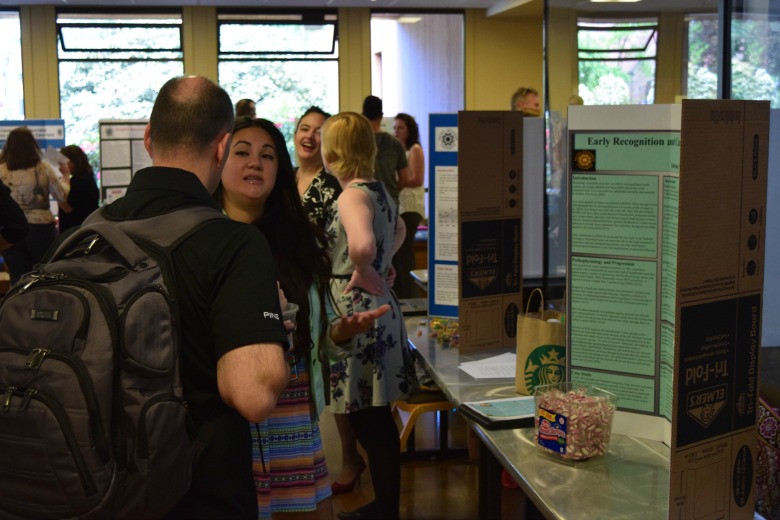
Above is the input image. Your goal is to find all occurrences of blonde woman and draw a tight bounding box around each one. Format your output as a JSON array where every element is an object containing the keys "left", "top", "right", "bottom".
[{"left": 321, "top": 112, "right": 417, "bottom": 520}]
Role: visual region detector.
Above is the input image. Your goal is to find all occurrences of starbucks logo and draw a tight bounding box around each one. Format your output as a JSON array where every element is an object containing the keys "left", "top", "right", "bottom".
[{"left": 524, "top": 345, "right": 566, "bottom": 390}]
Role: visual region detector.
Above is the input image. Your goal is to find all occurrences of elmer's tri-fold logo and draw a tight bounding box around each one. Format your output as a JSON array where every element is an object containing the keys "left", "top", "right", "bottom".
[
  {"left": 572, "top": 149, "right": 596, "bottom": 171},
  {"left": 686, "top": 383, "right": 728, "bottom": 428}
]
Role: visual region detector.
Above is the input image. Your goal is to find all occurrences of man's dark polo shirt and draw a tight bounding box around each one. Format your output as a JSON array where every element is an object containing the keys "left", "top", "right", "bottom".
[{"left": 104, "top": 167, "right": 287, "bottom": 519}]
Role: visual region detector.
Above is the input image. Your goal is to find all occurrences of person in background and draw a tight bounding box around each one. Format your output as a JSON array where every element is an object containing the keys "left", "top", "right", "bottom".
[
  {"left": 0, "top": 126, "right": 71, "bottom": 284},
  {"left": 392, "top": 113, "right": 426, "bottom": 299},
  {"left": 0, "top": 178, "right": 28, "bottom": 252},
  {"left": 511, "top": 86, "right": 541, "bottom": 116},
  {"left": 236, "top": 98, "right": 257, "bottom": 118},
  {"left": 294, "top": 106, "right": 342, "bottom": 231},
  {"left": 361, "top": 96, "right": 409, "bottom": 208},
  {"left": 321, "top": 111, "right": 417, "bottom": 520},
  {"left": 58, "top": 144, "right": 100, "bottom": 233}
]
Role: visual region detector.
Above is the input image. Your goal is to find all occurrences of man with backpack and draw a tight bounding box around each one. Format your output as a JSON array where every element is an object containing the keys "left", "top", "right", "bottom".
[
  {"left": 0, "top": 76, "right": 290, "bottom": 520},
  {"left": 114, "top": 76, "right": 291, "bottom": 518}
]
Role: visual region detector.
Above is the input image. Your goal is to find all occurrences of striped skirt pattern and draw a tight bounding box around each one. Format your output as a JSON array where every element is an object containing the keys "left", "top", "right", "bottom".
[{"left": 251, "top": 354, "right": 331, "bottom": 519}]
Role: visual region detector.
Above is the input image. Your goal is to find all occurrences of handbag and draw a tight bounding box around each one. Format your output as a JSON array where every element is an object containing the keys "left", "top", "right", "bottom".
[{"left": 514, "top": 288, "right": 566, "bottom": 395}]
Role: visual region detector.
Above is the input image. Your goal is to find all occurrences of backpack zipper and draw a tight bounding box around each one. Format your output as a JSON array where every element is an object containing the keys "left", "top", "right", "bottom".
[{"left": 2, "top": 346, "right": 111, "bottom": 463}]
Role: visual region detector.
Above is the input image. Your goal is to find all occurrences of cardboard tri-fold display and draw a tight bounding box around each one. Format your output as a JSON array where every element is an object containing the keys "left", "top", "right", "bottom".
[
  {"left": 456, "top": 111, "right": 524, "bottom": 353},
  {"left": 567, "top": 100, "right": 767, "bottom": 519}
]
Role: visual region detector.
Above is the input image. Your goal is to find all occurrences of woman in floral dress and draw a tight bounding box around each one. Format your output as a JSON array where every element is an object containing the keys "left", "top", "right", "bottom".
[{"left": 320, "top": 112, "right": 417, "bottom": 520}]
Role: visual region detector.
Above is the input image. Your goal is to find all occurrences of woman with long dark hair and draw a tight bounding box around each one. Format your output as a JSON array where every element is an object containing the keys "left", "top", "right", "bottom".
[
  {"left": 58, "top": 144, "right": 99, "bottom": 232},
  {"left": 392, "top": 113, "right": 426, "bottom": 299},
  {"left": 0, "top": 126, "right": 71, "bottom": 283},
  {"left": 216, "top": 116, "right": 336, "bottom": 519}
]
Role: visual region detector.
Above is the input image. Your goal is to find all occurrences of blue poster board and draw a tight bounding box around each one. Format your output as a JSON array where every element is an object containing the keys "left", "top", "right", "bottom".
[
  {"left": 427, "top": 113, "right": 459, "bottom": 318},
  {"left": 0, "top": 120, "right": 66, "bottom": 151}
]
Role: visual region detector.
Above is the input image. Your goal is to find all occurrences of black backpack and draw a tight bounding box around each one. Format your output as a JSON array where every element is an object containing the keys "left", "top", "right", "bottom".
[{"left": 0, "top": 205, "right": 226, "bottom": 519}]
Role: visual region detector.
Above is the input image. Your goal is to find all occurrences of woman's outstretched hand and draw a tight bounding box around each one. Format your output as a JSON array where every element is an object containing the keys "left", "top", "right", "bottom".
[{"left": 330, "top": 304, "right": 392, "bottom": 345}]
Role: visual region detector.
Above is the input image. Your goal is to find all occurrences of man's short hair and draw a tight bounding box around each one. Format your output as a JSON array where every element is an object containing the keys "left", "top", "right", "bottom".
[
  {"left": 149, "top": 76, "right": 234, "bottom": 154},
  {"left": 511, "top": 86, "right": 539, "bottom": 110},
  {"left": 362, "top": 95, "right": 383, "bottom": 121},
  {"left": 235, "top": 98, "right": 256, "bottom": 118}
]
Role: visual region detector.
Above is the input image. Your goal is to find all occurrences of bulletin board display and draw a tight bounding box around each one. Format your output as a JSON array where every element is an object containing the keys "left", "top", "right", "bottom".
[
  {"left": 98, "top": 120, "right": 150, "bottom": 204},
  {"left": 427, "top": 113, "right": 459, "bottom": 319},
  {"left": 0, "top": 119, "right": 65, "bottom": 150}
]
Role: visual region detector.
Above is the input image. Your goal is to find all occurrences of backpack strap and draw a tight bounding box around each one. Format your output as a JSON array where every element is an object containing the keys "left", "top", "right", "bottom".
[{"left": 84, "top": 206, "right": 228, "bottom": 248}]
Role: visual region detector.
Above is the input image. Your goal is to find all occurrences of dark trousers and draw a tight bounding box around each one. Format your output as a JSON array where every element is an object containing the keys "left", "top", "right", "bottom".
[
  {"left": 348, "top": 405, "right": 401, "bottom": 520},
  {"left": 391, "top": 212, "right": 423, "bottom": 299},
  {"left": 2, "top": 223, "right": 57, "bottom": 284}
]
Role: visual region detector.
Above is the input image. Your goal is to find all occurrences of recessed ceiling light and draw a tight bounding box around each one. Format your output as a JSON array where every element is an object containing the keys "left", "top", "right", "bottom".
[{"left": 398, "top": 16, "right": 423, "bottom": 23}]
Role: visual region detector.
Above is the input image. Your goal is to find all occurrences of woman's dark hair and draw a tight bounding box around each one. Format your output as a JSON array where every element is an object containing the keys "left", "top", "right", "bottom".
[
  {"left": 295, "top": 106, "right": 332, "bottom": 132},
  {"left": 394, "top": 113, "right": 421, "bottom": 150},
  {"left": 0, "top": 127, "right": 43, "bottom": 171},
  {"left": 215, "top": 116, "right": 332, "bottom": 357},
  {"left": 60, "top": 145, "right": 95, "bottom": 180}
]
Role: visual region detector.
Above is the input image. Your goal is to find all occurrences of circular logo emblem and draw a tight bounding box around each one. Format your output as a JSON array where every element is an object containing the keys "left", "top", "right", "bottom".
[
  {"left": 439, "top": 128, "right": 457, "bottom": 150},
  {"left": 574, "top": 150, "right": 596, "bottom": 171},
  {"left": 524, "top": 345, "right": 566, "bottom": 391}
]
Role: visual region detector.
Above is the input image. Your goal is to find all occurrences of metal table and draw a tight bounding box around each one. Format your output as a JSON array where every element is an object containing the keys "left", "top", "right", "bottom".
[{"left": 405, "top": 317, "right": 671, "bottom": 520}]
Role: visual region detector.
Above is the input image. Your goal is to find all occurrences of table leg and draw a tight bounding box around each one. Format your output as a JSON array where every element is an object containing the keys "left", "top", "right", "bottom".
[{"left": 478, "top": 439, "right": 502, "bottom": 519}]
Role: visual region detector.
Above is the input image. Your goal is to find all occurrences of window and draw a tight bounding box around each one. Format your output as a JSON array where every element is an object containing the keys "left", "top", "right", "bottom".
[
  {"left": 217, "top": 10, "right": 339, "bottom": 161},
  {"left": 57, "top": 10, "right": 184, "bottom": 168},
  {"left": 0, "top": 10, "right": 23, "bottom": 119},
  {"left": 370, "top": 11, "right": 465, "bottom": 220},
  {"left": 578, "top": 18, "right": 658, "bottom": 105},
  {"left": 730, "top": 12, "right": 780, "bottom": 107},
  {"left": 684, "top": 13, "right": 719, "bottom": 100}
]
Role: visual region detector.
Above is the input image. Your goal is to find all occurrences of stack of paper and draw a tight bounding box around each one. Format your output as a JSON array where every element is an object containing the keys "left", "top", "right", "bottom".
[{"left": 458, "top": 353, "right": 517, "bottom": 379}]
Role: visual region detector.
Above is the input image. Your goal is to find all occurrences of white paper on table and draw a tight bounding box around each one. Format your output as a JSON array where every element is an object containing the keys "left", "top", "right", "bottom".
[
  {"left": 458, "top": 352, "right": 517, "bottom": 379},
  {"left": 459, "top": 352, "right": 516, "bottom": 368}
]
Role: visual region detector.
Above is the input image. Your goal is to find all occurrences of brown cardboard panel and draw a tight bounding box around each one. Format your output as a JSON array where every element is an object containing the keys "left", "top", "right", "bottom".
[
  {"left": 457, "top": 111, "right": 524, "bottom": 352},
  {"left": 677, "top": 100, "right": 746, "bottom": 304},
  {"left": 739, "top": 101, "right": 770, "bottom": 294},
  {"left": 670, "top": 99, "right": 768, "bottom": 520}
]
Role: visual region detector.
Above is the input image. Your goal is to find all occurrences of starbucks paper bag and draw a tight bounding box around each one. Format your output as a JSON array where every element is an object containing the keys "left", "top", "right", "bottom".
[{"left": 515, "top": 288, "right": 566, "bottom": 395}]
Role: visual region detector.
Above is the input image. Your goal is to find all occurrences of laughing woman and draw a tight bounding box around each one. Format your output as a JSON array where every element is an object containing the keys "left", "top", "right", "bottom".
[{"left": 294, "top": 106, "right": 341, "bottom": 231}]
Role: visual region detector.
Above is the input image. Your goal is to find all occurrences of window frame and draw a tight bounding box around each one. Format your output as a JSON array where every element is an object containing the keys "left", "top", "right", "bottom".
[
  {"left": 56, "top": 8, "right": 184, "bottom": 63},
  {"left": 217, "top": 9, "right": 339, "bottom": 62}
]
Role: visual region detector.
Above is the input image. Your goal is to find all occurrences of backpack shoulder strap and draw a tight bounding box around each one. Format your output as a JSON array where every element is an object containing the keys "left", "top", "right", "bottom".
[{"left": 84, "top": 205, "right": 228, "bottom": 249}]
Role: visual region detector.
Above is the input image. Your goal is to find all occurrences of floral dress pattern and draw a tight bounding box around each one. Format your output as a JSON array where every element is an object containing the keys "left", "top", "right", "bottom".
[
  {"left": 327, "top": 181, "right": 417, "bottom": 413},
  {"left": 299, "top": 168, "right": 342, "bottom": 231},
  {"left": 757, "top": 393, "right": 780, "bottom": 520}
]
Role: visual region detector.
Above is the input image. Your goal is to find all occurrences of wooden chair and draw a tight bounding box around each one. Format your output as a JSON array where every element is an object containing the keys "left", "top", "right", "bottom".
[{"left": 392, "top": 390, "right": 455, "bottom": 453}]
